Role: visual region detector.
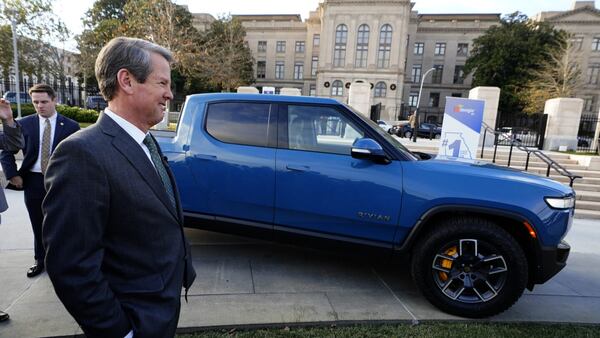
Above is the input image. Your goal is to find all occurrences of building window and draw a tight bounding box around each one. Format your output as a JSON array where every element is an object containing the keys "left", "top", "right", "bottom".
[
  {"left": 258, "top": 41, "right": 267, "bottom": 52},
  {"left": 311, "top": 56, "right": 318, "bottom": 76},
  {"left": 434, "top": 42, "right": 446, "bottom": 56},
  {"left": 584, "top": 96, "right": 596, "bottom": 112},
  {"left": 294, "top": 62, "right": 304, "bottom": 80},
  {"left": 313, "top": 34, "right": 320, "bottom": 47},
  {"left": 408, "top": 92, "right": 419, "bottom": 107},
  {"left": 429, "top": 93, "right": 440, "bottom": 107},
  {"left": 355, "top": 24, "right": 370, "bottom": 68},
  {"left": 331, "top": 80, "right": 343, "bottom": 96},
  {"left": 377, "top": 24, "right": 392, "bottom": 68},
  {"left": 414, "top": 42, "right": 424, "bottom": 55},
  {"left": 276, "top": 41, "right": 286, "bottom": 53},
  {"left": 295, "top": 41, "right": 305, "bottom": 53},
  {"left": 593, "top": 37, "right": 600, "bottom": 51},
  {"left": 571, "top": 36, "right": 583, "bottom": 51},
  {"left": 451, "top": 92, "right": 462, "bottom": 97},
  {"left": 453, "top": 65, "right": 465, "bottom": 84},
  {"left": 333, "top": 24, "right": 348, "bottom": 67},
  {"left": 275, "top": 61, "right": 285, "bottom": 79},
  {"left": 457, "top": 43, "right": 468, "bottom": 56},
  {"left": 587, "top": 64, "right": 600, "bottom": 84},
  {"left": 432, "top": 65, "right": 444, "bottom": 83},
  {"left": 374, "top": 82, "right": 387, "bottom": 98},
  {"left": 257, "top": 61, "right": 266, "bottom": 79},
  {"left": 309, "top": 84, "right": 316, "bottom": 96},
  {"left": 411, "top": 64, "right": 422, "bottom": 83}
]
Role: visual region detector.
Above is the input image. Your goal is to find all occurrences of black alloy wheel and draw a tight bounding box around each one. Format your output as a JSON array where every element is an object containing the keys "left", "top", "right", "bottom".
[{"left": 411, "top": 217, "right": 528, "bottom": 318}]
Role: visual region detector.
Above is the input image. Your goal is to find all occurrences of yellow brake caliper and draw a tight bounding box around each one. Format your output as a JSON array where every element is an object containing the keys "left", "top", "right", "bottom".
[{"left": 439, "top": 246, "right": 457, "bottom": 282}]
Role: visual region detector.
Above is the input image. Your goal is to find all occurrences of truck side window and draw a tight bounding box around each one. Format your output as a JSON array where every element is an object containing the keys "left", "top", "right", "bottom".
[
  {"left": 287, "top": 105, "right": 364, "bottom": 155},
  {"left": 206, "top": 102, "right": 273, "bottom": 147}
]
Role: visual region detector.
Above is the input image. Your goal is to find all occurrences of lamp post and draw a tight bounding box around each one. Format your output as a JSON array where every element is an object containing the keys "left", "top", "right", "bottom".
[
  {"left": 9, "top": 9, "right": 22, "bottom": 118},
  {"left": 412, "top": 67, "right": 436, "bottom": 142}
]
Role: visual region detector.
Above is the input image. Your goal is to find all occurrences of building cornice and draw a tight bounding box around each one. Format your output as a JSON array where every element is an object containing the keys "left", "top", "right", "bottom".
[
  {"left": 416, "top": 27, "right": 492, "bottom": 33},
  {"left": 543, "top": 5, "right": 600, "bottom": 21}
]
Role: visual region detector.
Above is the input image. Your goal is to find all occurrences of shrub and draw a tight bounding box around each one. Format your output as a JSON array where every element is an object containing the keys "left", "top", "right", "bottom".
[{"left": 10, "top": 104, "right": 99, "bottom": 123}]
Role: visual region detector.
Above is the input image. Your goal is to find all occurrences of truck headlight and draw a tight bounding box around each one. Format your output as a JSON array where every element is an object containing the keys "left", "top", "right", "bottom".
[{"left": 545, "top": 196, "right": 575, "bottom": 209}]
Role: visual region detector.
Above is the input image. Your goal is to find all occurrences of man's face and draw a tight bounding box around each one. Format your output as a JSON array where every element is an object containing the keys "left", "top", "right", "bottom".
[
  {"left": 130, "top": 53, "right": 173, "bottom": 129},
  {"left": 31, "top": 92, "right": 57, "bottom": 118}
]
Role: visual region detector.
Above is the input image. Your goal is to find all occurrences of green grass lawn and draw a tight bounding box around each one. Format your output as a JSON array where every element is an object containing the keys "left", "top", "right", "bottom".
[{"left": 176, "top": 322, "right": 600, "bottom": 338}]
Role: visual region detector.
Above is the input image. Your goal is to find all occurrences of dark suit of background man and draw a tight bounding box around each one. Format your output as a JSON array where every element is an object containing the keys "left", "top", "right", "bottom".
[
  {"left": 42, "top": 37, "right": 196, "bottom": 338},
  {"left": 0, "top": 84, "right": 79, "bottom": 278},
  {"left": 0, "top": 97, "right": 25, "bottom": 323}
]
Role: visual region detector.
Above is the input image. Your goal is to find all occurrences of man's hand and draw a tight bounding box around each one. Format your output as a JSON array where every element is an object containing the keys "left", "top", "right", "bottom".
[
  {"left": 0, "top": 98, "right": 15, "bottom": 125},
  {"left": 9, "top": 176, "right": 23, "bottom": 189}
]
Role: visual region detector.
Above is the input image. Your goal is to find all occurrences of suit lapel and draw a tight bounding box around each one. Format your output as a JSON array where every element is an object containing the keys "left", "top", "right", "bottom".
[
  {"left": 52, "top": 114, "right": 65, "bottom": 151},
  {"left": 99, "top": 115, "right": 180, "bottom": 222},
  {"left": 32, "top": 115, "right": 40, "bottom": 155}
]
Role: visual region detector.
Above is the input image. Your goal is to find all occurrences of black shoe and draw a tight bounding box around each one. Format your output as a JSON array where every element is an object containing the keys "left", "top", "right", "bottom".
[
  {"left": 0, "top": 311, "right": 8, "bottom": 322},
  {"left": 27, "top": 263, "right": 44, "bottom": 278}
]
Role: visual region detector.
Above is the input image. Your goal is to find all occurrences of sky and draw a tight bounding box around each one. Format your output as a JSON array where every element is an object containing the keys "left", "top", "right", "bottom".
[{"left": 52, "top": 0, "right": 582, "bottom": 51}]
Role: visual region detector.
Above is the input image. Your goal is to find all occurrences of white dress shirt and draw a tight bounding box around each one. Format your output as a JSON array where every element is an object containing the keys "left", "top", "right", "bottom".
[{"left": 31, "top": 112, "right": 57, "bottom": 173}]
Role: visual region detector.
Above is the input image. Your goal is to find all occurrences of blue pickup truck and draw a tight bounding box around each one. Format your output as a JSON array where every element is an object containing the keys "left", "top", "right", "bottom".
[{"left": 156, "top": 93, "right": 573, "bottom": 318}]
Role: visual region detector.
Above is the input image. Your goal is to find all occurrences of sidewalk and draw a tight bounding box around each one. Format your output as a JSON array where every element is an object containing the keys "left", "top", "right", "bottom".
[{"left": 1, "top": 190, "right": 600, "bottom": 337}]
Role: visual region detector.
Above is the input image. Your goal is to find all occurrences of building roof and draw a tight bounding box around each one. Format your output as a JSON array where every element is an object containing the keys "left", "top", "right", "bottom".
[
  {"left": 418, "top": 13, "right": 501, "bottom": 21},
  {"left": 232, "top": 14, "right": 302, "bottom": 22}
]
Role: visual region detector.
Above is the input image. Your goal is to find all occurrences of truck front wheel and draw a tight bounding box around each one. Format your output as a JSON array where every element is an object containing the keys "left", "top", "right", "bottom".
[{"left": 411, "top": 217, "right": 528, "bottom": 318}]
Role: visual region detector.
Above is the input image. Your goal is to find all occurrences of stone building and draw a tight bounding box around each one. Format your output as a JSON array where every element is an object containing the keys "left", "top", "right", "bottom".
[
  {"left": 192, "top": 0, "right": 599, "bottom": 121},
  {"left": 534, "top": 1, "right": 600, "bottom": 118}
]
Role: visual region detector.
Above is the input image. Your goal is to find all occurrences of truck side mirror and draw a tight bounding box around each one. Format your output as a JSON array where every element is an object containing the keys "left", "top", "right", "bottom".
[{"left": 351, "top": 138, "right": 390, "bottom": 164}]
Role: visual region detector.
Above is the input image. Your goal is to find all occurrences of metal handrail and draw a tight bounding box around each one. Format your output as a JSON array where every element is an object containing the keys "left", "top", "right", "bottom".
[{"left": 480, "top": 122, "right": 581, "bottom": 187}]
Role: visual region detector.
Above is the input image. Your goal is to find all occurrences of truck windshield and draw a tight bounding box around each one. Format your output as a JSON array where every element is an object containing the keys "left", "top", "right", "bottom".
[{"left": 343, "top": 104, "right": 418, "bottom": 161}]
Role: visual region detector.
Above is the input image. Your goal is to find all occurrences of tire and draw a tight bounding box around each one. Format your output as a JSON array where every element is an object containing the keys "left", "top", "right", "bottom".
[
  {"left": 411, "top": 216, "right": 528, "bottom": 318},
  {"left": 434, "top": 133, "right": 441, "bottom": 139},
  {"left": 404, "top": 131, "right": 412, "bottom": 138}
]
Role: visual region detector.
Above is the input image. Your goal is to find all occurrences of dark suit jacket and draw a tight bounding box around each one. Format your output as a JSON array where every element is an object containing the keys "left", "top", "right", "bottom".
[
  {"left": 0, "top": 121, "right": 24, "bottom": 212},
  {"left": 0, "top": 113, "right": 80, "bottom": 181},
  {"left": 42, "top": 113, "right": 196, "bottom": 338}
]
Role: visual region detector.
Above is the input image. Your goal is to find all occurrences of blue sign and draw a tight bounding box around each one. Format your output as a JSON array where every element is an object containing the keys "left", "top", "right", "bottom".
[{"left": 438, "top": 97, "right": 485, "bottom": 160}]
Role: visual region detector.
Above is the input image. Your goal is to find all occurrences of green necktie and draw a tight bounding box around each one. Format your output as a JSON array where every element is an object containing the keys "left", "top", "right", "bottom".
[{"left": 143, "top": 134, "right": 176, "bottom": 209}]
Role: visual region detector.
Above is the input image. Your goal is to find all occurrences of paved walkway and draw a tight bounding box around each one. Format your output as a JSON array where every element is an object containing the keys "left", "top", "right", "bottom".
[{"left": 1, "top": 190, "right": 600, "bottom": 337}]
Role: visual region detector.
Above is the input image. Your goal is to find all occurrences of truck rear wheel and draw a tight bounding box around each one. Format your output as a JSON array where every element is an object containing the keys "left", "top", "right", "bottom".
[{"left": 411, "top": 217, "right": 528, "bottom": 318}]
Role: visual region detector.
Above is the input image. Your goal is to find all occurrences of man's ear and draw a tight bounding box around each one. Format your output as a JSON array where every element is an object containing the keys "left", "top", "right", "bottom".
[{"left": 117, "top": 69, "right": 135, "bottom": 95}]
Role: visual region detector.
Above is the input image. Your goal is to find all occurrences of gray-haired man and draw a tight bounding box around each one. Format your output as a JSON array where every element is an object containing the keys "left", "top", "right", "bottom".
[{"left": 42, "top": 37, "right": 195, "bottom": 337}]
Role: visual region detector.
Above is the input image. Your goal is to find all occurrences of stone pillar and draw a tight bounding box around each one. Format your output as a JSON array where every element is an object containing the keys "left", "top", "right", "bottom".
[
  {"left": 469, "top": 86, "right": 500, "bottom": 147},
  {"left": 280, "top": 87, "right": 301, "bottom": 96},
  {"left": 237, "top": 86, "right": 259, "bottom": 94},
  {"left": 348, "top": 81, "right": 371, "bottom": 118},
  {"left": 543, "top": 98, "right": 584, "bottom": 151}
]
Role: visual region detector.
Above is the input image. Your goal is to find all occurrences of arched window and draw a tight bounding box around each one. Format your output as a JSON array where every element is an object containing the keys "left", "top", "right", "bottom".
[
  {"left": 331, "top": 80, "right": 343, "bottom": 96},
  {"left": 355, "top": 24, "right": 369, "bottom": 68},
  {"left": 374, "top": 82, "right": 387, "bottom": 97},
  {"left": 333, "top": 24, "right": 348, "bottom": 67},
  {"left": 377, "top": 24, "right": 393, "bottom": 68}
]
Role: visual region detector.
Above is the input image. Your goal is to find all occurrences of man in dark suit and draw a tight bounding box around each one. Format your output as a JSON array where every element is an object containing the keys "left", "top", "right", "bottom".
[
  {"left": 0, "top": 97, "right": 25, "bottom": 323},
  {"left": 0, "top": 84, "right": 80, "bottom": 278},
  {"left": 42, "top": 37, "right": 196, "bottom": 338}
]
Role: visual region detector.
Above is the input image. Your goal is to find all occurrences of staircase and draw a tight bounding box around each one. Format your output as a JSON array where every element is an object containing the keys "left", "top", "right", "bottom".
[{"left": 399, "top": 139, "right": 600, "bottom": 220}]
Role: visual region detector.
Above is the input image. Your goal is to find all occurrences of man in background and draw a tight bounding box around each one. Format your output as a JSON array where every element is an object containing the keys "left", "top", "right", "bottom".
[{"left": 0, "top": 84, "right": 79, "bottom": 278}]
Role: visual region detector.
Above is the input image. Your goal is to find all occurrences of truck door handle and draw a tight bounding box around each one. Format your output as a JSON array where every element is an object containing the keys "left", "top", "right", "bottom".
[
  {"left": 286, "top": 165, "right": 310, "bottom": 172},
  {"left": 194, "top": 154, "right": 217, "bottom": 160}
]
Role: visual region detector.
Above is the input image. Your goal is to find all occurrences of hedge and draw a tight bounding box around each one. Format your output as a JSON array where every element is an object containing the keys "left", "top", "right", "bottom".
[{"left": 10, "top": 104, "right": 100, "bottom": 123}]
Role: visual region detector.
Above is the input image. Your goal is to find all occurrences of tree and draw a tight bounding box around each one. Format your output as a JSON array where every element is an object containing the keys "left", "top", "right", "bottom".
[
  {"left": 521, "top": 37, "right": 583, "bottom": 114},
  {"left": 76, "top": 0, "right": 127, "bottom": 86},
  {"left": 0, "top": 0, "right": 71, "bottom": 90},
  {"left": 197, "top": 16, "right": 255, "bottom": 92},
  {"left": 464, "top": 12, "right": 566, "bottom": 115}
]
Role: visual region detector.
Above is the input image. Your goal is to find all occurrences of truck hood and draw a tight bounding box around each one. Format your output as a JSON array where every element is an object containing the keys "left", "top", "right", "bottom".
[{"left": 425, "top": 157, "right": 573, "bottom": 196}]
